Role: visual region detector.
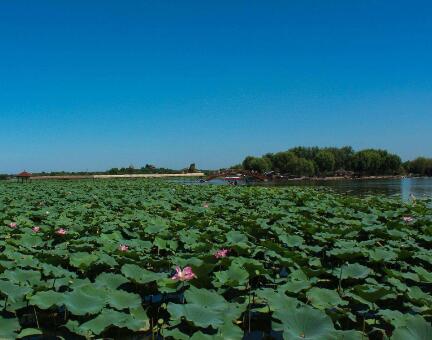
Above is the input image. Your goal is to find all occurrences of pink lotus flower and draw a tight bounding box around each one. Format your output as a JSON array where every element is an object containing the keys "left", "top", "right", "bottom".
[
  {"left": 215, "top": 248, "right": 230, "bottom": 259},
  {"left": 403, "top": 216, "right": 414, "bottom": 223},
  {"left": 56, "top": 228, "right": 67, "bottom": 236},
  {"left": 9, "top": 222, "right": 17, "bottom": 229},
  {"left": 119, "top": 244, "right": 129, "bottom": 252},
  {"left": 203, "top": 203, "right": 209, "bottom": 208},
  {"left": 32, "top": 226, "right": 40, "bottom": 233},
  {"left": 171, "top": 266, "right": 197, "bottom": 281}
]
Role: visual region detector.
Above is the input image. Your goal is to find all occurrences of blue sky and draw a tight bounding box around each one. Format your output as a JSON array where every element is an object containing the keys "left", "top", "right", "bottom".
[{"left": 1, "top": 1, "right": 431, "bottom": 173}]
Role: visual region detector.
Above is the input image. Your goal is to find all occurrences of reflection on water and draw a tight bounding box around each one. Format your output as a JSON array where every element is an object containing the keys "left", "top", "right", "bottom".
[
  {"left": 178, "top": 177, "right": 432, "bottom": 200},
  {"left": 267, "top": 178, "right": 432, "bottom": 200}
]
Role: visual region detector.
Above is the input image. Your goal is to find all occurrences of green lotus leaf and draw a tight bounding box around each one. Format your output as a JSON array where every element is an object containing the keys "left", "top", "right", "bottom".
[
  {"left": 77, "top": 306, "right": 150, "bottom": 335},
  {"left": 226, "top": 230, "right": 248, "bottom": 244},
  {"left": 171, "top": 256, "right": 203, "bottom": 269},
  {"left": 63, "top": 285, "right": 106, "bottom": 315},
  {"left": 157, "top": 277, "right": 180, "bottom": 293},
  {"left": 353, "top": 284, "right": 394, "bottom": 302},
  {"left": 379, "top": 309, "right": 415, "bottom": 328},
  {"left": 368, "top": 248, "right": 397, "bottom": 262},
  {"left": 65, "top": 319, "right": 92, "bottom": 337},
  {"left": 344, "top": 291, "right": 374, "bottom": 309},
  {"left": 336, "top": 263, "right": 371, "bottom": 280},
  {"left": 281, "top": 280, "right": 311, "bottom": 293},
  {"left": 279, "top": 234, "right": 304, "bottom": 247},
  {"left": 185, "top": 286, "right": 227, "bottom": 309},
  {"left": 163, "top": 328, "right": 190, "bottom": 340},
  {"left": 331, "top": 329, "right": 365, "bottom": 340},
  {"left": 41, "top": 263, "right": 76, "bottom": 279},
  {"left": 327, "top": 244, "right": 364, "bottom": 260},
  {"left": 214, "top": 262, "right": 249, "bottom": 287},
  {"left": 189, "top": 331, "right": 214, "bottom": 340},
  {"left": 273, "top": 305, "right": 336, "bottom": 340},
  {"left": 121, "top": 264, "right": 165, "bottom": 284},
  {"left": 15, "top": 255, "right": 41, "bottom": 269},
  {"left": 107, "top": 289, "right": 141, "bottom": 310},
  {"left": 306, "top": 287, "right": 348, "bottom": 310},
  {"left": 128, "top": 239, "right": 153, "bottom": 250},
  {"left": 387, "top": 277, "right": 408, "bottom": 292},
  {"left": 17, "top": 328, "right": 43, "bottom": 338},
  {"left": 214, "top": 321, "right": 244, "bottom": 340},
  {"left": 392, "top": 316, "right": 432, "bottom": 340},
  {"left": 168, "top": 303, "right": 224, "bottom": 328},
  {"left": 232, "top": 257, "right": 266, "bottom": 275},
  {"left": 79, "top": 308, "right": 126, "bottom": 335},
  {"left": 94, "top": 273, "right": 128, "bottom": 289},
  {"left": 407, "top": 286, "right": 432, "bottom": 305},
  {"left": 168, "top": 287, "right": 241, "bottom": 329},
  {"left": 288, "top": 269, "right": 309, "bottom": 281},
  {"left": 69, "top": 251, "right": 98, "bottom": 269},
  {"left": 95, "top": 252, "right": 119, "bottom": 267},
  {"left": 257, "top": 288, "right": 300, "bottom": 312},
  {"left": 29, "top": 290, "right": 64, "bottom": 309},
  {"left": 0, "top": 280, "right": 32, "bottom": 303},
  {"left": 412, "top": 266, "right": 432, "bottom": 283},
  {"left": 129, "top": 305, "right": 151, "bottom": 330},
  {"left": 1, "top": 269, "right": 42, "bottom": 287},
  {"left": 0, "top": 260, "right": 14, "bottom": 270},
  {"left": 18, "top": 234, "right": 44, "bottom": 248},
  {"left": 0, "top": 316, "right": 20, "bottom": 339},
  {"left": 145, "top": 224, "right": 167, "bottom": 234},
  {"left": 69, "top": 278, "right": 92, "bottom": 290}
]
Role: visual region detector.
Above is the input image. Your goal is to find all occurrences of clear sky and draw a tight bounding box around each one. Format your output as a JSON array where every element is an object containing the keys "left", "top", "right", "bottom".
[{"left": 1, "top": 1, "right": 431, "bottom": 173}]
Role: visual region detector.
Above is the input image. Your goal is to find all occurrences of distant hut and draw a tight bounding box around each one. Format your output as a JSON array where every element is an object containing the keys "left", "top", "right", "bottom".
[{"left": 17, "top": 171, "right": 32, "bottom": 183}]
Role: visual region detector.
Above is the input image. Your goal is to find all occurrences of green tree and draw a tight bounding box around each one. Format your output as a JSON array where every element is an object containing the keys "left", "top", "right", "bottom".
[
  {"left": 272, "top": 151, "right": 299, "bottom": 174},
  {"left": 242, "top": 157, "right": 271, "bottom": 173},
  {"left": 382, "top": 154, "right": 402, "bottom": 175},
  {"left": 290, "top": 146, "right": 320, "bottom": 160},
  {"left": 242, "top": 156, "right": 255, "bottom": 170},
  {"left": 407, "top": 157, "right": 432, "bottom": 176},
  {"left": 315, "top": 150, "right": 336, "bottom": 174},
  {"left": 325, "top": 146, "right": 354, "bottom": 170},
  {"left": 296, "top": 158, "right": 316, "bottom": 176},
  {"left": 351, "top": 149, "right": 402, "bottom": 176},
  {"left": 126, "top": 165, "right": 135, "bottom": 174},
  {"left": 263, "top": 153, "right": 275, "bottom": 168},
  {"left": 351, "top": 150, "right": 382, "bottom": 175},
  {"left": 188, "top": 163, "right": 196, "bottom": 173},
  {"left": 108, "top": 168, "right": 119, "bottom": 175}
]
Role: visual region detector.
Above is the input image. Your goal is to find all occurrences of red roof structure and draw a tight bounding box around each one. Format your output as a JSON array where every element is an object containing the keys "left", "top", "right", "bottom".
[
  {"left": 17, "top": 171, "right": 32, "bottom": 177},
  {"left": 16, "top": 171, "right": 32, "bottom": 182}
]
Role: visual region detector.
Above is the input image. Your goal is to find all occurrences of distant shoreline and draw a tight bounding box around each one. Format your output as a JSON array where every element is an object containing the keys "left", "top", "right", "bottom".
[
  {"left": 3, "top": 173, "right": 430, "bottom": 183},
  {"left": 270, "top": 175, "right": 428, "bottom": 182},
  {"left": 29, "top": 173, "right": 205, "bottom": 180},
  {"left": 275, "top": 175, "right": 406, "bottom": 181}
]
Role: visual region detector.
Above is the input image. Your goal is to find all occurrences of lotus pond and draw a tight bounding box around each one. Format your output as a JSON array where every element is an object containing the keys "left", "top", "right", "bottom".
[{"left": 0, "top": 180, "right": 431, "bottom": 339}]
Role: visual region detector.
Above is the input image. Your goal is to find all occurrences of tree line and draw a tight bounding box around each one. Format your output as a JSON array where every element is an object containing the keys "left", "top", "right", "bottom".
[
  {"left": 404, "top": 157, "right": 432, "bottom": 176},
  {"left": 241, "top": 146, "right": 432, "bottom": 177},
  {"left": 106, "top": 163, "right": 198, "bottom": 175},
  {"left": 0, "top": 163, "right": 198, "bottom": 179}
]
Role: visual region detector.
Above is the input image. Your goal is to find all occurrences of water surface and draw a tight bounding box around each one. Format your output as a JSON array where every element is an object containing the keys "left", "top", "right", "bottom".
[
  {"left": 263, "top": 177, "right": 432, "bottom": 200},
  {"left": 179, "top": 177, "right": 432, "bottom": 200}
]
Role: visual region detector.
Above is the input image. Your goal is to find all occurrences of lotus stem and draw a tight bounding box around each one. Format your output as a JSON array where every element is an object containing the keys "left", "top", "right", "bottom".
[
  {"left": 33, "top": 306, "right": 40, "bottom": 329},
  {"left": 338, "top": 265, "right": 343, "bottom": 292}
]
